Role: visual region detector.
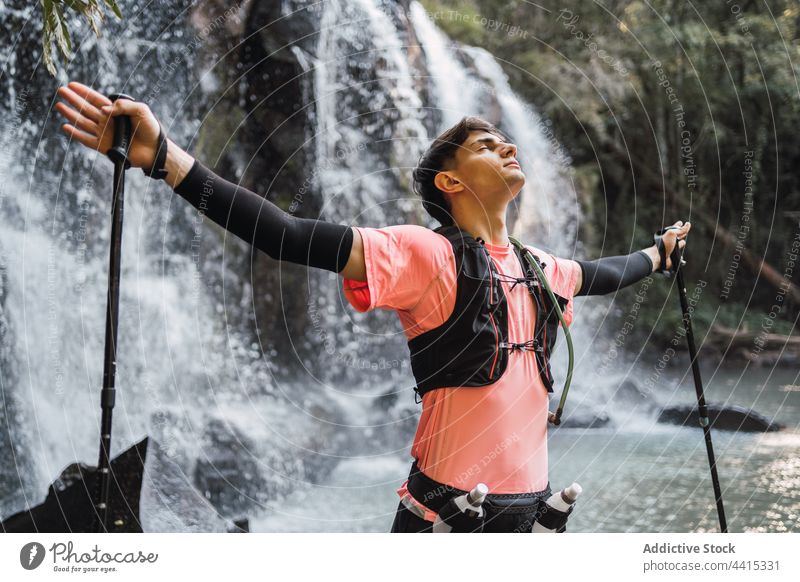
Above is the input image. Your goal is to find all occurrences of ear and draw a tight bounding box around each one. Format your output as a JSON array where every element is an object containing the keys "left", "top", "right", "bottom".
[{"left": 434, "top": 170, "right": 463, "bottom": 196}]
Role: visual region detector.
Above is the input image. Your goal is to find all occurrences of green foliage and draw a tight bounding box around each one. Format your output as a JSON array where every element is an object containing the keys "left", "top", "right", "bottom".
[
  {"left": 41, "top": 0, "right": 123, "bottom": 76},
  {"left": 421, "top": 0, "right": 490, "bottom": 46}
]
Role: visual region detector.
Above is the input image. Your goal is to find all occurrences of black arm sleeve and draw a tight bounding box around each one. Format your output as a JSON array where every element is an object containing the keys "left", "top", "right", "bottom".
[
  {"left": 173, "top": 159, "right": 354, "bottom": 274},
  {"left": 575, "top": 251, "right": 653, "bottom": 296}
]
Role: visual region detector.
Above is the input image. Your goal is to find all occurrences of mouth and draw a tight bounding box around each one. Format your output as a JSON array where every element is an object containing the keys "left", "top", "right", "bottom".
[{"left": 504, "top": 160, "right": 521, "bottom": 169}]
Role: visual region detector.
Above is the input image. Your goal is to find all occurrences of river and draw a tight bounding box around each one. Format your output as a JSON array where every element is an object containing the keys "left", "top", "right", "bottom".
[{"left": 251, "top": 362, "right": 799, "bottom": 532}]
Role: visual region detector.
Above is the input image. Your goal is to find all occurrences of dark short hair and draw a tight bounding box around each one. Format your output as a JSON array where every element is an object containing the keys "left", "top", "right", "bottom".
[{"left": 412, "top": 116, "right": 508, "bottom": 226}]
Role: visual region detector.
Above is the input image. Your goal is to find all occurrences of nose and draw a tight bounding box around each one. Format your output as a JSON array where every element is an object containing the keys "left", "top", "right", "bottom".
[{"left": 501, "top": 141, "right": 517, "bottom": 159}]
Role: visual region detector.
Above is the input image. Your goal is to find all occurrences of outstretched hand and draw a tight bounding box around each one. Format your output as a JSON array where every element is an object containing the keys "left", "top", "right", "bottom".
[{"left": 55, "top": 81, "right": 161, "bottom": 170}]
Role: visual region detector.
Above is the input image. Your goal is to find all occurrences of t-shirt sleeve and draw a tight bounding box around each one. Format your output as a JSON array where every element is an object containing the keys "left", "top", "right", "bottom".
[
  {"left": 342, "top": 225, "right": 452, "bottom": 313},
  {"left": 526, "top": 245, "right": 581, "bottom": 327}
]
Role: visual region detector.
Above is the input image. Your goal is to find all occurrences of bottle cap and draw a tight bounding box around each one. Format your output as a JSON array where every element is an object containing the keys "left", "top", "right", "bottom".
[
  {"left": 561, "top": 482, "right": 583, "bottom": 504},
  {"left": 468, "top": 483, "right": 489, "bottom": 506}
]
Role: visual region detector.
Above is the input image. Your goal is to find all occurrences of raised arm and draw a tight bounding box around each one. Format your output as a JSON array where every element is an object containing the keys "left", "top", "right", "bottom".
[
  {"left": 55, "top": 81, "right": 367, "bottom": 280},
  {"left": 574, "top": 221, "right": 690, "bottom": 295}
]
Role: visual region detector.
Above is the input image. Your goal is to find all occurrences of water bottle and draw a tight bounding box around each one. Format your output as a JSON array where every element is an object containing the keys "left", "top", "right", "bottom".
[
  {"left": 432, "top": 483, "right": 489, "bottom": 533},
  {"left": 531, "top": 482, "right": 582, "bottom": 533}
]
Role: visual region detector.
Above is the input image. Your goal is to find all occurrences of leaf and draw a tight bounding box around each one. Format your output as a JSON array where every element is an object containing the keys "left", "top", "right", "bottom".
[
  {"left": 53, "top": 3, "right": 73, "bottom": 54},
  {"left": 40, "top": 0, "right": 124, "bottom": 75},
  {"left": 41, "top": 25, "right": 57, "bottom": 76},
  {"left": 63, "top": 0, "right": 90, "bottom": 11},
  {"left": 84, "top": 7, "right": 101, "bottom": 36},
  {"left": 41, "top": 0, "right": 59, "bottom": 75},
  {"left": 103, "top": 0, "right": 122, "bottom": 19}
]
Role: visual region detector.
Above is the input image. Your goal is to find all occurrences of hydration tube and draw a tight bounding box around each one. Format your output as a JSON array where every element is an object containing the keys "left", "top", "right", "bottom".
[{"left": 508, "top": 236, "right": 573, "bottom": 425}]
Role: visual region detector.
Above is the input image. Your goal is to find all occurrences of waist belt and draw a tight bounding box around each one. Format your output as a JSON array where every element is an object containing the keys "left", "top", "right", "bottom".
[{"left": 406, "top": 461, "right": 552, "bottom": 517}]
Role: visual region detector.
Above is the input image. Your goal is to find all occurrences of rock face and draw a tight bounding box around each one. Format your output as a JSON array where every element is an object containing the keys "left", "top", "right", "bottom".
[
  {"left": 191, "top": 396, "right": 347, "bottom": 518},
  {"left": 657, "top": 404, "right": 783, "bottom": 433},
  {"left": 185, "top": 1, "right": 325, "bottom": 382},
  {"left": 185, "top": 0, "right": 437, "bottom": 384},
  {"left": 1, "top": 439, "right": 149, "bottom": 533}
]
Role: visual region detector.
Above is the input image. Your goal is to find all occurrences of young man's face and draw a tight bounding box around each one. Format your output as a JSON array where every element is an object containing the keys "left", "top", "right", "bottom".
[{"left": 436, "top": 130, "right": 525, "bottom": 211}]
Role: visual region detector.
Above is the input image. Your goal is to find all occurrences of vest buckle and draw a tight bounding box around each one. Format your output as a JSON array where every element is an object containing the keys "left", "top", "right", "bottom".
[
  {"left": 500, "top": 339, "right": 544, "bottom": 353},
  {"left": 525, "top": 338, "right": 544, "bottom": 353}
]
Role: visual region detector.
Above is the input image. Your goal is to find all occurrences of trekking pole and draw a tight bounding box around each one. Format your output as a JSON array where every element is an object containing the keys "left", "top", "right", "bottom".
[
  {"left": 660, "top": 227, "right": 728, "bottom": 533},
  {"left": 94, "top": 93, "right": 134, "bottom": 533}
]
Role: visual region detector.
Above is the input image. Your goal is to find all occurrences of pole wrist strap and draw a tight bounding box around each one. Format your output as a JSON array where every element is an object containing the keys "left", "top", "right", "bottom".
[{"left": 142, "top": 121, "right": 169, "bottom": 181}]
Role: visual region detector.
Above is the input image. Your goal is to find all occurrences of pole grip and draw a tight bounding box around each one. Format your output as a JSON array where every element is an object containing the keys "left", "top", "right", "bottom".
[{"left": 106, "top": 93, "right": 134, "bottom": 169}]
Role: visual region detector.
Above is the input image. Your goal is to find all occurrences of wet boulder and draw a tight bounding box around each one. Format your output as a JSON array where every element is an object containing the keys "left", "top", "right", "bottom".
[{"left": 657, "top": 404, "right": 783, "bottom": 432}]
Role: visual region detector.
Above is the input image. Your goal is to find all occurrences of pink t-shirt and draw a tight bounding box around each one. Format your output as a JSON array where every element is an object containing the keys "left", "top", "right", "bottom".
[{"left": 342, "top": 225, "right": 581, "bottom": 510}]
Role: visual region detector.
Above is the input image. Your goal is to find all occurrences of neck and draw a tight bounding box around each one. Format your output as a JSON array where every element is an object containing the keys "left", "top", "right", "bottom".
[{"left": 452, "top": 206, "right": 509, "bottom": 246}]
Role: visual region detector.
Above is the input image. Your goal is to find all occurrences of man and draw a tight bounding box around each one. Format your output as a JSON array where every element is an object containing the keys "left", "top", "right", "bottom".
[{"left": 55, "top": 81, "right": 690, "bottom": 533}]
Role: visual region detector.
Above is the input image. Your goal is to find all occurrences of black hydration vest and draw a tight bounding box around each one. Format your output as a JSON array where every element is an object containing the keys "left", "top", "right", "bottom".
[{"left": 407, "top": 225, "right": 570, "bottom": 402}]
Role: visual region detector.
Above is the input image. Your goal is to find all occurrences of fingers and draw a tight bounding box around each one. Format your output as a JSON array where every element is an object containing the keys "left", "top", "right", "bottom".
[
  {"left": 57, "top": 85, "right": 104, "bottom": 123},
  {"left": 667, "top": 220, "right": 692, "bottom": 238},
  {"left": 55, "top": 101, "right": 100, "bottom": 136},
  {"left": 100, "top": 98, "right": 149, "bottom": 119},
  {"left": 61, "top": 123, "right": 100, "bottom": 150},
  {"left": 67, "top": 81, "right": 113, "bottom": 108}
]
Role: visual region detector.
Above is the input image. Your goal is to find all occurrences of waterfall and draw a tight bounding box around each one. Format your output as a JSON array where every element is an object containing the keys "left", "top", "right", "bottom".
[
  {"left": 305, "top": 0, "right": 432, "bottom": 457},
  {"left": 0, "top": 0, "right": 344, "bottom": 528},
  {"left": 408, "top": 1, "right": 482, "bottom": 128}
]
